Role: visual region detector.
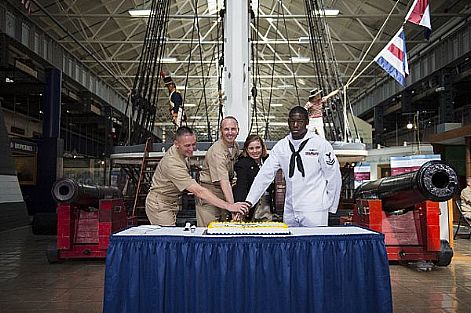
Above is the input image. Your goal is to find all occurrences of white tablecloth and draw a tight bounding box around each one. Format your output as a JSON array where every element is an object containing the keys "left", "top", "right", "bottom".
[{"left": 115, "top": 225, "right": 376, "bottom": 237}]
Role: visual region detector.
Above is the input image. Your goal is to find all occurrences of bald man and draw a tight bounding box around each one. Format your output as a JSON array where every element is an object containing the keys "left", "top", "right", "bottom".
[{"left": 196, "top": 117, "right": 241, "bottom": 226}]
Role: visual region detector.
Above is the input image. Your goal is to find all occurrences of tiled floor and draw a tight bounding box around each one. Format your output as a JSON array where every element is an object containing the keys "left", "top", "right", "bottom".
[{"left": 0, "top": 226, "right": 470, "bottom": 313}]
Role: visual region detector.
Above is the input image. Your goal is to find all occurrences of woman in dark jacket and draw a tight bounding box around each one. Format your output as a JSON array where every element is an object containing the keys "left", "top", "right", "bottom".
[{"left": 233, "top": 135, "right": 273, "bottom": 221}]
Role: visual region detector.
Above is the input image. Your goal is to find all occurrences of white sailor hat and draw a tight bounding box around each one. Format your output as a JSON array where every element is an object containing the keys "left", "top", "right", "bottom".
[{"left": 308, "top": 88, "right": 322, "bottom": 100}]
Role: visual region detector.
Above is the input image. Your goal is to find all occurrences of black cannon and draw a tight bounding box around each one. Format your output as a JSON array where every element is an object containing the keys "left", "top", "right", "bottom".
[
  {"left": 352, "top": 160, "right": 457, "bottom": 266},
  {"left": 48, "top": 178, "right": 128, "bottom": 263},
  {"left": 354, "top": 160, "right": 458, "bottom": 212},
  {"left": 51, "top": 178, "right": 122, "bottom": 207}
]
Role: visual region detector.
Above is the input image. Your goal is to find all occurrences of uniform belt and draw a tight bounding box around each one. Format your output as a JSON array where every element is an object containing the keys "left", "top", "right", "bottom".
[
  {"left": 200, "top": 181, "right": 218, "bottom": 187},
  {"left": 155, "top": 193, "right": 178, "bottom": 202}
]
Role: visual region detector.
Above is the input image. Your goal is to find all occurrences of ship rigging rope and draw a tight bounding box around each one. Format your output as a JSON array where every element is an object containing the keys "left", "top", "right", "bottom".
[
  {"left": 345, "top": 0, "right": 402, "bottom": 87},
  {"left": 280, "top": 1, "right": 301, "bottom": 108},
  {"left": 120, "top": 0, "right": 170, "bottom": 145},
  {"left": 264, "top": 1, "right": 282, "bottom": 140},
  {"left": 187, "top": 0, "right": 216, "bottom": 141},
  {"left": 181, "top": 0, "right": 201, "bottom": 128},
  {"left": 253, "top": 0, "right": 307, "bottom": 139},
  {"left": 196, "top": 3, "right": 212, "bottom": 141},
  {"left": 249, "top": 1, "right": 263, "bottom": 136},
  {"left": 190, "top": 45, "right": 219, "bottom": 140},
  {"left": 216, "top": 4, "right": 225, "bottom": 138},
  {"left": 303, "top": 0, "right": 367, "bottom": 142},
  {"left": 304, "top": 0, "right": 342, "bottom": 141}
]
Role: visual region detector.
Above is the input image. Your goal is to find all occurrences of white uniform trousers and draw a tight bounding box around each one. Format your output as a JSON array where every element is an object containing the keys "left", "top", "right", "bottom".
[{"left": 283, "top": 208, "right": 328, "bottom": 227}]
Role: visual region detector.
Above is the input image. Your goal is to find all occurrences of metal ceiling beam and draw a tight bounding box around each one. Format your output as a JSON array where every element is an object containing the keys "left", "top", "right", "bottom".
[
  {"left": 110, "top": 85, "right": 361, "bottom": 90},
  {"left": 30, "top": 0, "right": 130, "bottom": 92},
  {"left": 343, "top": 1, "right": 375, "bottom": 40},
  {"left": 90, "top": 0, "right": 128, "bottom": 40},
  {"left": 57, "top": 39, "right": 427, "bottom": 44},
  {"left": 111, "top": 23, "right": 142, "bottom": 59},
  {"left": 64, "top": 2, "right": 128, "bottom": 79},
  {"left": 32, "top": 13, "right": 466, "bottom": 18},
  {"left": 96, "top": 74, "right": 377, "bottom": 79},
  {"left": 81, "top": 59, "right": 374, "bottom": 64}
]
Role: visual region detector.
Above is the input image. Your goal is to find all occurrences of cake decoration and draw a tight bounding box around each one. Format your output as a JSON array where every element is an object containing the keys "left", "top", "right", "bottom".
[{"left": 206, "top": 221, "right": 290, "bottom": 235}]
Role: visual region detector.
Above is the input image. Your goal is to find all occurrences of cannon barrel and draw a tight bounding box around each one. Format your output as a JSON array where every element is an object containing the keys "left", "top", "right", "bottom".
[
  {"left": 354, "top": 160, "right": 458, "bottom": 211},
  {"left": 52, "top": 178, "right": 122, "bottom": 206}
]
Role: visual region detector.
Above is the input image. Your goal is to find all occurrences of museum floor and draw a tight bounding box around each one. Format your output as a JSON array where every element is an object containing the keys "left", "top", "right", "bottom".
[{"left": 0, "top": 226, "right": 470, "bottom": 313}]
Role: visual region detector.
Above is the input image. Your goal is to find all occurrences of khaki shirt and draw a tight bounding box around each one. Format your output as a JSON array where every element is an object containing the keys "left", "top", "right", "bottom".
[
  {"left": 461, "top": 186, "right": 471, "bottom": 217},
  {"left": 149, "top": 145, "right": 196, "bottom": 199},
  {"left": 199, "top": 139, "right": 239, "bottom": 192}
]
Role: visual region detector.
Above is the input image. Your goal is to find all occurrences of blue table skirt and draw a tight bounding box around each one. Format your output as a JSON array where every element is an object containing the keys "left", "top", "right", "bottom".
[{"left": 104, "top": 234, "right": 392, "bottom": 313}]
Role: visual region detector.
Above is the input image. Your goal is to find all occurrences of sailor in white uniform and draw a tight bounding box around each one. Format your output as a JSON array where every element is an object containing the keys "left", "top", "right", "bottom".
[{"left": 245, "top": 106, "right": 342, "bottom": 227}]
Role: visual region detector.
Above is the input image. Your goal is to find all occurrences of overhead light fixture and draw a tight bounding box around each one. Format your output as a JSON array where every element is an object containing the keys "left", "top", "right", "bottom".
[
  {"left": 208, "top": 0, "right": 223, "bottom": 14},
  {"left": 406, "top": 122, "right": 413, "bottom": 129},
  {"left": 190, "top": 116, "right": 203, "bottom": 120},
  {"left": 291, "top": 56, "right": 310, "bottom": 63},
  {"left": 184, "top": 103, "right": 196, "bottom": 107},
  {"left": 298, "top": 36, "right": 322, "bottom": 43},
  {"left": 315, "top": 9, "right": 340, "bottom": 16},
  {"left": 298, "top": 37, "right": 309, "bottom": 43},
  {"left": 270, "top": 122, "right": 288, "bottom": 126},
  {"left": 270, "top": 103, "right": 283, "bottom": 107},
  {"left": 278, "top": 84, "right": 293, "bottom": 88},
  {"left": 128, "top": 9, "right": 151, "bottom": 17},
  {"left": 161, "top": 57, "right": 177, "bottom": 63}
]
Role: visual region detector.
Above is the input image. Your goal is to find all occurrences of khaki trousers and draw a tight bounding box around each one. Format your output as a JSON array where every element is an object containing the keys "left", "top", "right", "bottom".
[
  {"left": 253, "top": 195, "right": 273, "bottom": 221},
  {"left": 196, "top": 182, "right": 230, "bottom": 227},
  {"left": 145, "top": 192, "right": 179, "bottom": 226},
  {"left": 196, "top": 199, "right": 231, "bottom": 227}
]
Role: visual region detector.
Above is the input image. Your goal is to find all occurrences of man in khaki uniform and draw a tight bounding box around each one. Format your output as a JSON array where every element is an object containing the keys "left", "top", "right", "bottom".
[
  {"left": 196, "top": 116, "right": 241, "bottom": 226},
  {"left": 145, "top": 126, "right": 248, "bottom": 226},
  {"left": 461, "top": 177, "right": 471, "bottom": 220}
]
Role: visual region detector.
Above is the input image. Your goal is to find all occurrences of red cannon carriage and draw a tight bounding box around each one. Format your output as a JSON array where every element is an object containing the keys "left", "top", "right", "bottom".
[{"left": 47, "top": 178, "right": 133, "bottom": 263}]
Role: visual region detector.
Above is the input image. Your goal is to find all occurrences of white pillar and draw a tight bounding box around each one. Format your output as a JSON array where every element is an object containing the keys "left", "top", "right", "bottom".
[{"left": 224, "top": 0, "right": 250, "bottom": 141}]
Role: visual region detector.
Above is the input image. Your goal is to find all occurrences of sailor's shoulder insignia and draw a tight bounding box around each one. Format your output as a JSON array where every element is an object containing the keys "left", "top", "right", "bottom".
[{"left": 325, "top": 152, "right": 335, "bottom": 165}]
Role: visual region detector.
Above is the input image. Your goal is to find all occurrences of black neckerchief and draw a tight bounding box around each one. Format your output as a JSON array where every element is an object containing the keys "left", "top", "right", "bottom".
[{"left": 288, "top": 138, "right": 310, "bottom": 178}]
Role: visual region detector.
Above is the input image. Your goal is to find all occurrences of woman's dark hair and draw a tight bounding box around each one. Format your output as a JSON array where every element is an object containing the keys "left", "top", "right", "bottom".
[{"left": 241, "top": 134, "right": 267, "bottom": 158}]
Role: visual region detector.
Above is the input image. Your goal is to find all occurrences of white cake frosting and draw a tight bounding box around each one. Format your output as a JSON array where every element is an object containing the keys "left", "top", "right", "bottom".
[{"left": 206, "top": 221, "right": 290, "bottom": 235}]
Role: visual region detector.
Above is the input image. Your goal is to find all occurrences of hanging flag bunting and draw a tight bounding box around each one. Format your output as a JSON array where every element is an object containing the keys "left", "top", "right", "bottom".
[
  {"left": 405, "top": 0, "right": 432, "bottom": 39},
  {"left": 374, "top": 27, "right": 409, "bottom": 86}
]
